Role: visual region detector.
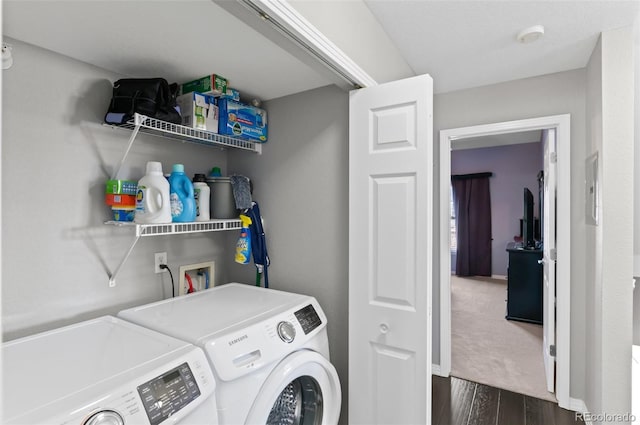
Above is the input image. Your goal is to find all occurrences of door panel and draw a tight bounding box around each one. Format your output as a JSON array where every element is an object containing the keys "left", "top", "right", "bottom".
[
  {"left": 371, "top": 173, "right": 417, "bottom": 309},
  {"left": 371, "top": 343, "right": 417, "bottom": 424},
  {"left": 349, "top": 74, "right": 433, "bottom": 424}
]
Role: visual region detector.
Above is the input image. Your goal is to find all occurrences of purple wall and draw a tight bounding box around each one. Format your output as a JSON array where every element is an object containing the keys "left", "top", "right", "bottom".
[{"left": 451, "top": 142, "right": 543, "bottom": 275}]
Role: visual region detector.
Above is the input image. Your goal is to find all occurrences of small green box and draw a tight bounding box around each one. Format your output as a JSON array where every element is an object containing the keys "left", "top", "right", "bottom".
[
  {"left": 181, "top": 74, "right": 228, "bottom": 96},
  {"left": 105, "top": 179, "right": 138, "bottom": 195}
]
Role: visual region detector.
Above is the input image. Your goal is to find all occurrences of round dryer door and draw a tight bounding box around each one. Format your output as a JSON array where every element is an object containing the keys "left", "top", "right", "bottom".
[{"left": 245, "top": 350, "right": 341, "bottom": 425}]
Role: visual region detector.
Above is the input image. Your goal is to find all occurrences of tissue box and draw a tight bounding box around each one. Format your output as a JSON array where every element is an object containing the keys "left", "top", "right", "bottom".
[
  {"left": 218, "top": 99, "right": 267, "bottom": 142},
  {"left": 176, "top": 92, "right": 219, "bottom": 132},
  {"left": 181, "top": 74, "right": 228, "bottom": 96}
]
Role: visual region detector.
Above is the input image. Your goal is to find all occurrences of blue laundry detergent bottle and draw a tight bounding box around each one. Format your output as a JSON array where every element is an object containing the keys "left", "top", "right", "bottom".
[{"left": 169, "top": 164, "right": 196, "bottom": 222}]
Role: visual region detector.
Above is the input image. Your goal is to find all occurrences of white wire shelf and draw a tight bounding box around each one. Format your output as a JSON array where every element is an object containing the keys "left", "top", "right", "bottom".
[
  {"left": 106, "top": 219, "right": 242, "bottom": 236},
  {"left": 102, "top": 113, "right": 255, "bottom": 286},
  {"left": 104, "top": 112, "right": 261, "bottom": 162},
  {"left": 105, "top": 218, "right": 241, "bottom": 287}
]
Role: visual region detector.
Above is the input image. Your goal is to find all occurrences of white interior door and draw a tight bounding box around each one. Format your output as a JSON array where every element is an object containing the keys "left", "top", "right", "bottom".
[
  {"left": 349, "top": 74, "right": 433, "bottom": 424},
  {"left": 543, "top": 128, "right": 557, "bottom": 393}
]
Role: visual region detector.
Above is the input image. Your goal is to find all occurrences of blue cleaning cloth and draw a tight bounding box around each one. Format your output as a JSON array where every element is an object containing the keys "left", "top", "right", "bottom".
[{"left": 230, "top": 175, "right": 252, "bottom": 210}]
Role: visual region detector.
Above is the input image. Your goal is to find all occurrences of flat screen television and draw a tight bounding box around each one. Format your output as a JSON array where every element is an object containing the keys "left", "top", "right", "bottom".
[{"left": 523, "top": 188, "right": 535, "bottom": 249}]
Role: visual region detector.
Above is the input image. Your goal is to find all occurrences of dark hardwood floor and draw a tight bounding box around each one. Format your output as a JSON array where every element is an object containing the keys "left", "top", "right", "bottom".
[{"left": 432, "top": 376, "right": 584, "bottom": 425}]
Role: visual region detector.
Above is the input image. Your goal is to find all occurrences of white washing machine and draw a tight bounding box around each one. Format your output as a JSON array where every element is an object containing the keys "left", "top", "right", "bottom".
[
  {"left": 118, "top": 283, "right": 341, "bottom": 425},
  {"left": 2, "top": 316, "right": 219, "bottom": 425}
]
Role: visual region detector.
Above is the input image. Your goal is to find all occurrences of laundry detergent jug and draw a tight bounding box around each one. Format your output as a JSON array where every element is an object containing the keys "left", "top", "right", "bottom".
[
  {"left": 135, "top": 161, "right": 172, "bottom": 224},
  {"left": 169, "top": 164, "right": 196, "bottom": 222}
]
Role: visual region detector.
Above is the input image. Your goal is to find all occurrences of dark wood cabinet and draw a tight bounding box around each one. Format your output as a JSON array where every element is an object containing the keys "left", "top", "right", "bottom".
[{"left": 506, "top": 244, "right": 543, "bottom": 324}]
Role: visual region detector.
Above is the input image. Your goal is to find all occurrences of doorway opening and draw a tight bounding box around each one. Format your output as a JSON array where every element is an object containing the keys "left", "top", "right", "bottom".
[
  {"left": 449, "top": 134, "right": 549, "bottom": 400},
  {"left": 438, "top": 115, "right": 571, "bottom": 410}
]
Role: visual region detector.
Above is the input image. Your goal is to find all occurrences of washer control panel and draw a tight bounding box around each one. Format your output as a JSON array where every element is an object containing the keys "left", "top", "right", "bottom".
[
  {"left": 137, "top": 362, "right": 200, "bottom": 425},
  {"left": 210, "top": 297, "right": 328, "bottom": 381},
  {"left": 294, "top": 304, "right": 322, "bottom": 335}
]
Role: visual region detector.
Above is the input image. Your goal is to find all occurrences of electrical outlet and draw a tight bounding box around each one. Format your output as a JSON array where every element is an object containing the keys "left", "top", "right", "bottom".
[{"left": 155, "top": 252, "right": 168, "bottom": 273}]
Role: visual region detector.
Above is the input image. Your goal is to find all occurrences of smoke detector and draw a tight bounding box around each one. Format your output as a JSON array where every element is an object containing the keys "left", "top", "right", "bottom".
[{"left": 517, "top": 25, "right": 545, "bottom": 44}]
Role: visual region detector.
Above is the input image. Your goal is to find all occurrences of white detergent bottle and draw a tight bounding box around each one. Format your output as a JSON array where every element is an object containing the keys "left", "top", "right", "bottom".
[
  {"left": 134, "top": 161, "right": 172, "bottom": 223},
  {"left": 193, "top": 173, "right": 210, "bottom": 222}
]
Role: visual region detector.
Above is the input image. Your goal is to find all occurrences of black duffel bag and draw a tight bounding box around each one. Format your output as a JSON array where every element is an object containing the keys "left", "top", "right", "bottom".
[{"left": 104, "top": 77, "right": 182, "bottom": 125}]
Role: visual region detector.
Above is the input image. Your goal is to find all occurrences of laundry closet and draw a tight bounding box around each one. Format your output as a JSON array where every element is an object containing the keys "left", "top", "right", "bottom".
[{"left": 2, "top": 0, "right": 355, "bottom": 417}]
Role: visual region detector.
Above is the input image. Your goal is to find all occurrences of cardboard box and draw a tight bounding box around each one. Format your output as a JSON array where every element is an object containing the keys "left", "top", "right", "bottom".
[
  {"left": 105, "top": 179, "right": 137, "bottom": 195},
  {"left": 218, "top": 98, "right": 267, "bottom": 142},
  {"left": 180, "top": 74, "right": 228, "bottom": 96},
  {"left": 112, "top": 206, "right": 135, "bottom": 222},
  {"left": 222, "top": 88, "right": 240, "bottom": 102},
  {"left": 176, "top": 92, "right": 219, "bottom": 132},
  {"left": 105, "top": 194, "right": 136, "bottom": 207}
]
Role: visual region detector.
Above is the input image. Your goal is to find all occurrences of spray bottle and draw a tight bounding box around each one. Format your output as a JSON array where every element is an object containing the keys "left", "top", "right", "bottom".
[{"left": 235, "top": 214, "right": 252, "bottom": 264}]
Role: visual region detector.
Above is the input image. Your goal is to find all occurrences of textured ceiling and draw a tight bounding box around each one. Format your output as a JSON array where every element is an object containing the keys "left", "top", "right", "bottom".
[
  {"left": 3, "top": 1, "right": 639, "bottom": 99},
  {"left": 364, "top": 0, "right": 640, "bottom": 93},
  {"left": 2, "top": 0, "right": 333, "bottom": 102}
]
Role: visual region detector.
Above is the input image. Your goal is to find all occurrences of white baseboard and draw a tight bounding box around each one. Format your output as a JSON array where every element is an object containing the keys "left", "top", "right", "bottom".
[
  {"left": 491, "top": 274, "right": 507, "bottom": 280},
  {"left": 569, "top": 398, "right": 592, "bottom": 425},
  {"left": 431, "top": 364, "right": 448, "bottom": 377}
]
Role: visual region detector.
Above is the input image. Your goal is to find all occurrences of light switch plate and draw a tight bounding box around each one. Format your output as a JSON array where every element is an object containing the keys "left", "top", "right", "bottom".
[{"left": 585, "top": 152, "right": 599, "bottom": 226}]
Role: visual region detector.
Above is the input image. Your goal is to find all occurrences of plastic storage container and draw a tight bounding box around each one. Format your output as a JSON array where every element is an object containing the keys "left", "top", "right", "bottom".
[
  {"left": 169, "top": 164, "right": 196, "bottom": 222},
  {"left": 112, "top": 206, "right": 136, "bottom": 222},
  {"left": 134, "top": 161, "right": 172, "bottom": 224},
  {"left": 193, "top": 173, "right": 210, "bottom": 222},
  {"left": 206, "top": 177, "right": 238, "bottom": 219}
]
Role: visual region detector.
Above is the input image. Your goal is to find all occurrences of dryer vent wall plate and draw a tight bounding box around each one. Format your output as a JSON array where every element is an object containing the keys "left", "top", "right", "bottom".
[{"left": 179, "top": 261, "right": 215, "bottom": 296}]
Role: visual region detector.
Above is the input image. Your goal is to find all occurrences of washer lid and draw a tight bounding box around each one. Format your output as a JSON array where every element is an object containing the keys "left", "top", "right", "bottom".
[
  {"left": 118, "top": 283, "right": 314, "bottom": 343},
  {"left": 2, "top": 316, "right": 194, "bottom": 421}
]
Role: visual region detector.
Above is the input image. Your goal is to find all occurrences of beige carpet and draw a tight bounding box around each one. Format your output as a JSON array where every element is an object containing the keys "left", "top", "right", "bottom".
[{"left": 450, "top": 275, "right": 556, "bottom": 402}]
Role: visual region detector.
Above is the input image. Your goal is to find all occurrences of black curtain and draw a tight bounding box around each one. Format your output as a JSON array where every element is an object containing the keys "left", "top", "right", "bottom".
[{"left": 452, "top": 173, "right": 492, "bottom": 277}]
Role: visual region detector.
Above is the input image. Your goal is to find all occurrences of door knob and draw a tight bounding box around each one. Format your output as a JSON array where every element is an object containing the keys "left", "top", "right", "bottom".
[
  {"left": 379, "top": 323, "right": 389, "bottom": 334},
  {"left": 538, "top": 259, "right": 545, "bottom": 265}
]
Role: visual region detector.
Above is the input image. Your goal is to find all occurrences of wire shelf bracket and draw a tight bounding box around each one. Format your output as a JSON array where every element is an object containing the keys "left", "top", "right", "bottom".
[{"left": 106, "top": 219, "right": 242, "bottom": 287}]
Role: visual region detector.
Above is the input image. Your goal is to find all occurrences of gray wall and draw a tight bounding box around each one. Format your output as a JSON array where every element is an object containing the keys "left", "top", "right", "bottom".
[
  {"left": 289, "top": 0, "right": 414, "bottom": 84},
  {"left": 451, "top": 142, "right": 543, "bottom": 275},
  {"left": 585, "top": 27, "right": 635, "bottom": 418},
  {"left": 1, "top": 38, "right": 233, "bottom": 340},
  {"left": 633, "top": 20, "right": 640, "bottom": 347},
  {"left": 225, "top": 85, "right": 349, "bottom": 424},
  {"left": 585, "top": 35, "right": 604, "bottom": 418},
  {"left": 433, "top": 68, "right": 588, "bottom": 400}
]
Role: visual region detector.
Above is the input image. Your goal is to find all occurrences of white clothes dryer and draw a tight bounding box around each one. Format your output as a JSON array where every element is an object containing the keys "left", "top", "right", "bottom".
[
  {"left": 118, "top": 283, "right": 341, "bottom": 425},
  {"left": 2, "top": 316, "right": 219, "bottom": 425}
]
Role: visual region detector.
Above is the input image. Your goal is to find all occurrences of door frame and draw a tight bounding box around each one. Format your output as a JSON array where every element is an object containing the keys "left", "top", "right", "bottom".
[{"left": 438, "top": 114, "right": 571, "bottom": 409}]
